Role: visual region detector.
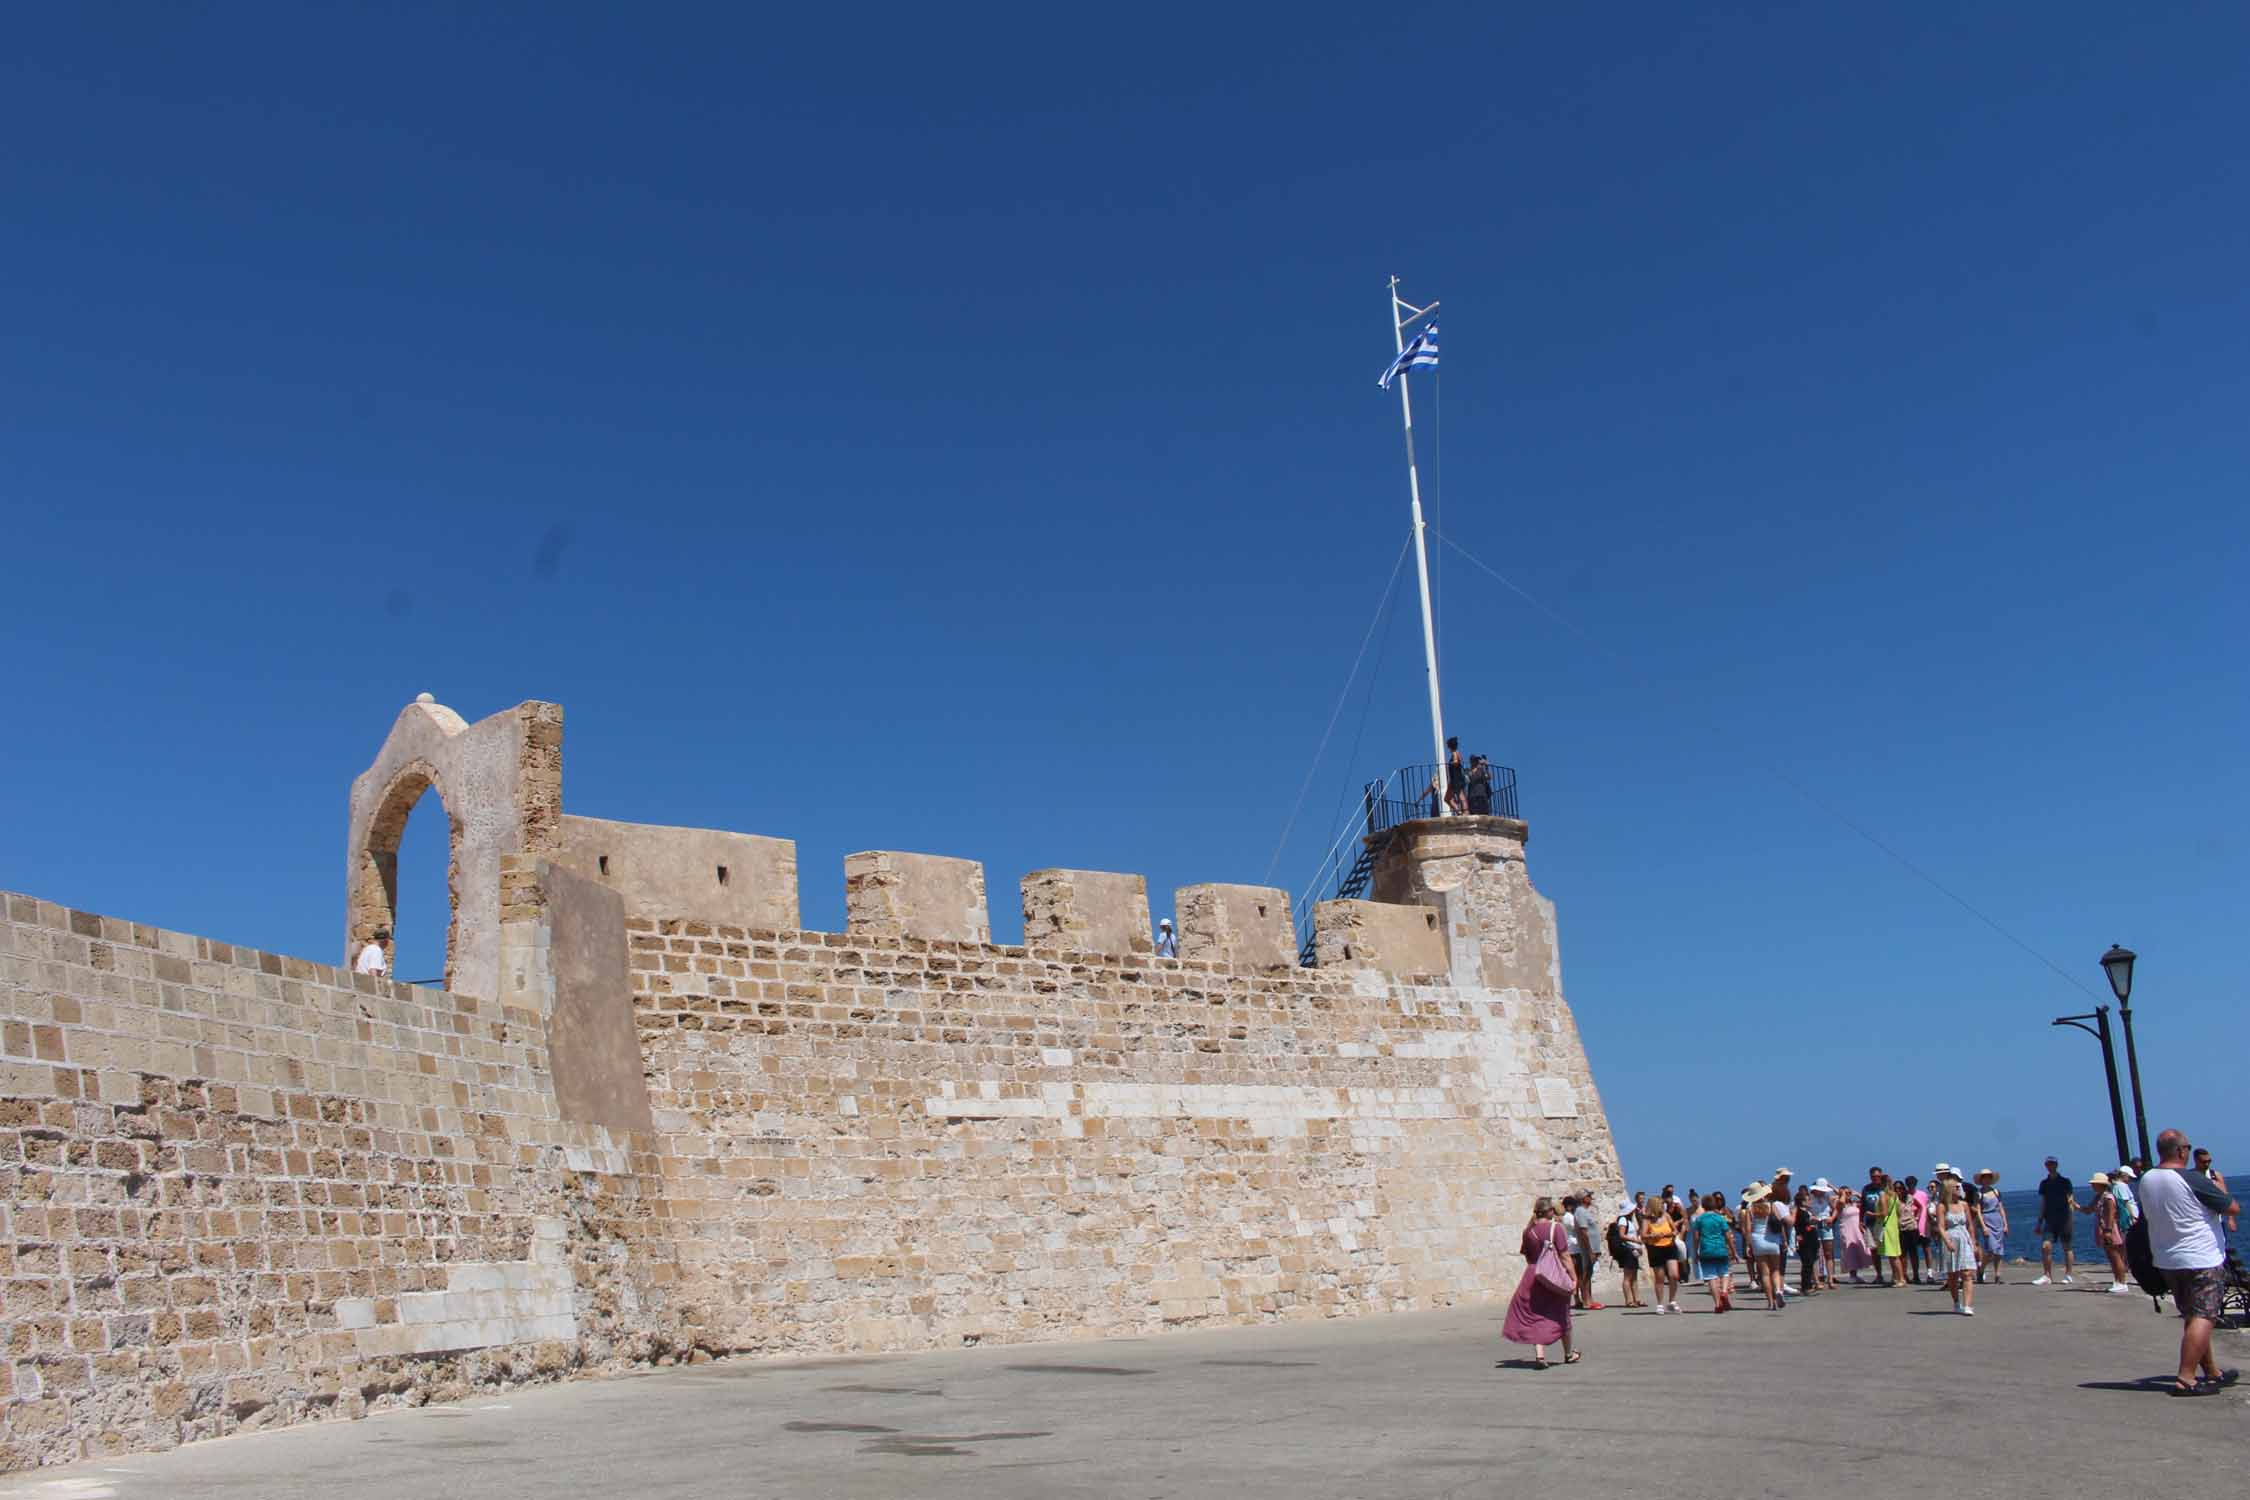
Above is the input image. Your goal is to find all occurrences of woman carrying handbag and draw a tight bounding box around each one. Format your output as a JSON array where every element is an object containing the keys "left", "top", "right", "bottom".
[{"left": 1503, "top": 1197, "right": 1580, "bottom": 1368}]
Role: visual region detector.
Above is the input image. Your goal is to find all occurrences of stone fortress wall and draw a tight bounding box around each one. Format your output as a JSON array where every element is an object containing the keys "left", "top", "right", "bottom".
[{"left": 0, "top": 696, "right": 1622, "bottom": 1469}]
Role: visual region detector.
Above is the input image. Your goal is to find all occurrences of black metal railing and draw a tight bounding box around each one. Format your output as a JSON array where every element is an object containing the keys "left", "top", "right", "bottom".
[
  {"left": 1293, "top": 760, "right": 1519, "bottom": 965},
  {"left": 1363, "top": 760, "right": 1519, "bottom": 831}
]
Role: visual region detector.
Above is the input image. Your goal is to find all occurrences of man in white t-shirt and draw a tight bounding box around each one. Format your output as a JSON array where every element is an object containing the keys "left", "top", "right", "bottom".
[
  {"left": 354, "top": 930, "right": 389, "bottom": 976},
  {"left": 2138, "top": 1128, "right": 2240, "bottom": 1397}
]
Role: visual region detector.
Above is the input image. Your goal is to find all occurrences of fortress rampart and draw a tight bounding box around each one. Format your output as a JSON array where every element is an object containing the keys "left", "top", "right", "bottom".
[{"left": 0, "top": 697, "right": 1622, "bottom": 1469}]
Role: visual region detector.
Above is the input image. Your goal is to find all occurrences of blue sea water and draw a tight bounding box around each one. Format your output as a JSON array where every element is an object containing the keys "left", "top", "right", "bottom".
[{"left": 1985, "top": 1186, "right": 2247, "bottom": 1264}]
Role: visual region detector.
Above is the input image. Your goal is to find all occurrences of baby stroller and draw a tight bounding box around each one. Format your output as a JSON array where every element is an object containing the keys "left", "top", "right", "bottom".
[{"left": 2220, "top": 1249, "right": 2250, "bottom": 1332}]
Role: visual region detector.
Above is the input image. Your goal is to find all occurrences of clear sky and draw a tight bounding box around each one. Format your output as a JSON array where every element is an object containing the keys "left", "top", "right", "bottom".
[{"left": 3, "top": 5, "right": 2244, "bottom": 1196}]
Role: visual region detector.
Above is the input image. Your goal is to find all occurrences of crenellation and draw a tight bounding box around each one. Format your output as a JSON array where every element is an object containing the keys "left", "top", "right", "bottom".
[
  {"left": 843, "top": 851, "right": 991, "bottom": 945},
  {"left": 0, "top": 696, "right": 1621, "bottom": 1472},
  {"left": 1174, "top": 883, "right": 1296, "bottom": 970}
]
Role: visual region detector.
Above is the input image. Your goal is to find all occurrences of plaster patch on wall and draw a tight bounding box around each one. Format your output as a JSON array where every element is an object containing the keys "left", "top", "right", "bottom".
[{"left": 1536, "top": 1077, "right": 1580, "bottom": 1119}]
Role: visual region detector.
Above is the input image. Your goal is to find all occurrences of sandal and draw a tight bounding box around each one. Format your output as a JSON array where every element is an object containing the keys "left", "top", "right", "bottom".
[
  {"left": 2168, "top": 1380, "right": 2219, "bottom": 1397},
  {"left": 1533, "top": 1357, "right": 1549, "bottom": 1370},
  {"left": 2203, "top": 1368, "right": 2240, "bottom": 1388},
  {"left": 1564, "top": 1351, "right": 1583, "bottom": 1364}
]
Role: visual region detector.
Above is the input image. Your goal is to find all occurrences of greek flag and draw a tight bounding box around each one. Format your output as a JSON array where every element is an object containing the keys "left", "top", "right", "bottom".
[{"left": 1377, "top": 323, "right": 1438, "bottom": 388}]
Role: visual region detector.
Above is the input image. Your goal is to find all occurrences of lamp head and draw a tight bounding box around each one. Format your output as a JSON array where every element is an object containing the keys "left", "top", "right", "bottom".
[{"left": 2099, "top": 944, "right": 2136, "bottom": 1004}]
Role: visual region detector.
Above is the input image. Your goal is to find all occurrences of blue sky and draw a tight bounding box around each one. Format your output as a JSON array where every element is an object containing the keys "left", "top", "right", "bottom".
[{"left": 3, "top": 5, "right": 2244, "bottom": 1194}]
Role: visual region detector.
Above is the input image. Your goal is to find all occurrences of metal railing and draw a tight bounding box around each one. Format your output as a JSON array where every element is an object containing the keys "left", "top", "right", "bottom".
[
  {"left": 1293, "top": 760, "right": 1519, "bottom": 964},
  {"left": 1364, "top": 760, "right": 1518, "bottom": 832}
]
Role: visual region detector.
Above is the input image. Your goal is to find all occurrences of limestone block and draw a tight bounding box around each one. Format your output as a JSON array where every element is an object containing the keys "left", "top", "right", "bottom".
[
  {"left": 844, "top": 851, "right": 989, "bottom": 944},
  {"left": 1021, "top": 869, "right": 1152, "bottom": 958},
  {"left": 555, "top": 814, "right": 799, "bottom": 931},
  {"left": 1312, "top": 900, "right": 1448, "bottom": 980},
  {"left": 1174, "top": 883, "right": 1294, "bottom": 970}
]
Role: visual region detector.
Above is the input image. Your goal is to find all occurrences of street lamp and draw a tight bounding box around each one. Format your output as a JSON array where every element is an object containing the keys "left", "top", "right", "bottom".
[
  {"left": 2100, "top": 945, "right": 2135, "bottom": 1003},
  {"left": 2099, "top": 944, "right": 2150, "bottom": 1167},
  {"left": 2050, "top": 1005, "right": 2132, "bottom": 1169}
]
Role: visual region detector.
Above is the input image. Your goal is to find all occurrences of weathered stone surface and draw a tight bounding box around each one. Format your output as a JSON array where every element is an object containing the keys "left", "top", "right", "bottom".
[
  {"left": 843, "top": 851, "right": 989, "bottom": 943},
  {"left": 1021, "top": 869, "right": 1152, "bottom": 957},
  {"left": 1174, "top": 883, "right": 1294, "bottom": 969},
  {"left": 555, "top": 815, "right": 798, "bottom": 932},
  {"left": 531, "top": 860, "right": 654, "bottom": 1135},
  {"left": 1312, "top": 898, "right": 1448, "bottom": 979}
]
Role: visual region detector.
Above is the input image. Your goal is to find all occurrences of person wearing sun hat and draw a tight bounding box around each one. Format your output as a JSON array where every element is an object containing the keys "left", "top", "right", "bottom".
[
  {"left": 1807, "top": 1177, "right": 1839, "bottom": 1289},
  {"left": 1972, "top": 1169, "right": 2008, "bottom": 1283},
  {"left": 2089, "top": 1172, "right": 2135, "bottom": 1292},
  {"left": 2110, "top": 1164, "right": 2139, "bottom": 1239}
]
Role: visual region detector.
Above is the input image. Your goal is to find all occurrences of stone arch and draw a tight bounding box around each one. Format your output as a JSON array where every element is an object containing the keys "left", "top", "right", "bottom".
[
  {"left": 345, "top": 696, "right": 563, "bottom": 999},
  {"left": 350, "top": 759, "right": 464, "bottom": 989}
]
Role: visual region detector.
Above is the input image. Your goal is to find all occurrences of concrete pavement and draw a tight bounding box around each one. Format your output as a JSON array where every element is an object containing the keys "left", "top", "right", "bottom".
[{"left": 2, "top": 1276, "right": 2240, "bottom": 1499}]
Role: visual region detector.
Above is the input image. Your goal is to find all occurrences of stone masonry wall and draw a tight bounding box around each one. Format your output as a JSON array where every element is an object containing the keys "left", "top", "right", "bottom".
[
  {"left": 0, "top": 825, "right": 1622, "bottom": 1469},
  {"left": 0, "top": 891, "right": 674, "bottom": 1471},
  {"left": 623, "top": 916, "right": 1620, "bottom": 1355}
]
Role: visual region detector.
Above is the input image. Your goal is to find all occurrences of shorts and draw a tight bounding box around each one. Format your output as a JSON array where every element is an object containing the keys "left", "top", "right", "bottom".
[
  {"left": 2040, "top": 1219, "right": 2073, "bottom": 1244},
  {"left": 1613, "top": 1248, "right": 1640, "bottom": 1271},
  {"left": 1573, "top": 1252, "right": 1594, "bottom": 1283},
  {"left": 1646, "top": 1244, "right": 1677, "bottom": 1268},
  {"left": 1696, "top": 1255, "right": 1730, "bottom": 1281},
  {"left": 2167, "top": 1265, "right": 2225, "bottom": 1323}
]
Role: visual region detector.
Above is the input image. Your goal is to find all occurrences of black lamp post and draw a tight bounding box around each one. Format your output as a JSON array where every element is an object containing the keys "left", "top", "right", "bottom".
[
  {"left": 2050, "top": 1005, "right": 2132, "bottom": 1170},
  {"left": 2100, "top": 945, "right": 2150, "bottom": 1166}
]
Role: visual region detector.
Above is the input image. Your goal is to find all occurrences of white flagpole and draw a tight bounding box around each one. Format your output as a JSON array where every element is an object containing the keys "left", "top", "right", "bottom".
[{"left": 1389, "top": 276, "right": 1450, "bottom": 817}]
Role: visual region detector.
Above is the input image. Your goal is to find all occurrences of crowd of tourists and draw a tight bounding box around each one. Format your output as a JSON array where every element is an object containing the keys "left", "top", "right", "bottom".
[{"left": 1501, "top": 1136, "right": 2243, "bottom": 1395}]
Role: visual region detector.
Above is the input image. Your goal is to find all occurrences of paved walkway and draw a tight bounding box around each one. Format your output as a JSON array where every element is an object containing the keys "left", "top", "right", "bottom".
[{"left": 3, "top": 1277, "right": 2241, "bottom": 1499}]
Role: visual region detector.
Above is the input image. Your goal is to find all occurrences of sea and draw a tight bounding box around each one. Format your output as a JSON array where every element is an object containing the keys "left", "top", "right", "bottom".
[{"left": 1984, "top": 1186, "right": 2246, "bottom": 1264}]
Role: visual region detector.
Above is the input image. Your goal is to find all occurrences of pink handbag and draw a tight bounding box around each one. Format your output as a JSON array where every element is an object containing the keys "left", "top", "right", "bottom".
[{"left": 1533, "top": 1222, "right": 1576, "bottom": 1296}]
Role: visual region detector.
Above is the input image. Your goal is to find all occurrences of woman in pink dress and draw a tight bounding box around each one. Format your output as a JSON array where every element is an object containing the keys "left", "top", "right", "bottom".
[
  {"left": 1836, "top": 1189, "right": 1873, "bottom": 1280},
  {"left": 1503, "top": 1197, "right": 1578, "bottom": 1368}
]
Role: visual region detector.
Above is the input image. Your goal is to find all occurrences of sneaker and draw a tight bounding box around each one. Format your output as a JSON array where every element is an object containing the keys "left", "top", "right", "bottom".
[
  {"left": 2031, "top": 1275, "right": 2052, "bottom": 1285},
  {"left": 2110, "top": 1283, "right": 2134, "bottom": 1295},
  {"left": 2060, "top": 1276, "right": 2074, "bottom": 1285},
  {"left": 1669, "top": 1302, "right": 1681, "bottom": 1313},
  {"left": 1653, "top": 1303, "right": 1667, "bottom": 1314},
  {"left": 1962, "top": 1306, "right": 1975, "bottom": 1316}
]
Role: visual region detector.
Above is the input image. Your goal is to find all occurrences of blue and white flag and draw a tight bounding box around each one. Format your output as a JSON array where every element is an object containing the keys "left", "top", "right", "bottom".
[{"left": 1377, "top": 322, "right": 1438, "bottom": 388}]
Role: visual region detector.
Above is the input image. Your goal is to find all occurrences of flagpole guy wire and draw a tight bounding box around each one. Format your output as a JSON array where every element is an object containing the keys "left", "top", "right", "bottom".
[
  {"left": 1386, "top": 277, "right": 1450, "bottom": 815},
  {"left": 1262, "top": 530, "right": 1413, "bottom": 886}
]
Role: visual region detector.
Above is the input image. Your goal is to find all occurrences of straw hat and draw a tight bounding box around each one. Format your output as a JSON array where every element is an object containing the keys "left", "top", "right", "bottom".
[
  {"left": 1975, "top": 1168, "right": 1999, "bottom": 1182},
  {"left": 2090, "top": 1172, "right": 2111, "bottom": 1187},
  {"left": 1742, "top": 1181, "right": 1770, "bottom": 1204}
]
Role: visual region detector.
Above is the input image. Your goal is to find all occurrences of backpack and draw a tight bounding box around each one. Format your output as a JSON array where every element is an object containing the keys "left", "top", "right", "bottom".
[
  {"left": 1606, "top": 1217, "right": 1628, "bottom": 1256},
  {"left": 2123, "top": 1202, "right": 2168, "bottom": 1299}
]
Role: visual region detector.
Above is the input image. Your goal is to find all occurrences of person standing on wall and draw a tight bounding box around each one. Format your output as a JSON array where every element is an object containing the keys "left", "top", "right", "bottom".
[
  {"left": 1465, "top": 754, "right": 1493, "bottom": 815},
  {"left": 1443, "top": 737, "right": 1468, "bottom": 815},
  {"left": 2139, "top": 1129, "right": 2241, "bottom": 1397},
  {"left": 354, "top": 928, "right": 389, "bottom": 976},
  {"left": 1153, "top": 918, "right": 1177, "bottom": 959}
]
